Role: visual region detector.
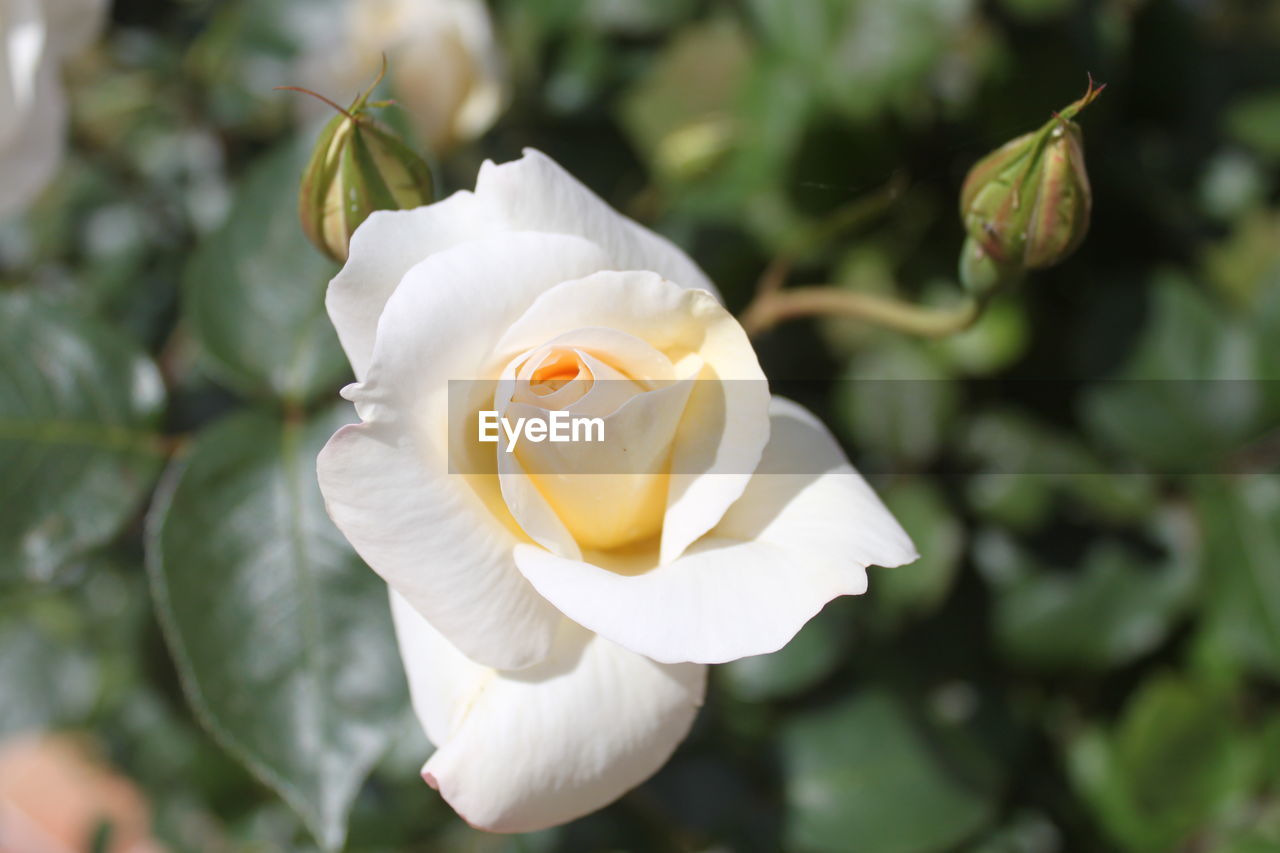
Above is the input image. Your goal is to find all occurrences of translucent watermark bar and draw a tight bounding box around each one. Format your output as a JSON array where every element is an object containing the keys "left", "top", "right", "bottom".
[{"left": 445, "top": 379, "right": 1280, "bottom": 476}]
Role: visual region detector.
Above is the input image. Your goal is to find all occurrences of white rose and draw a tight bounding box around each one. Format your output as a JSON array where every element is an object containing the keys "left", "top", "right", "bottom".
[
  {"left": 293, "top": 0, "right": 505, "bottom": 153},
  {"left": 317, "top": 150, "right": 917, "bottom": 831},
  {"left": 0, "top": 0, "right": 107, "bottom": 218}
]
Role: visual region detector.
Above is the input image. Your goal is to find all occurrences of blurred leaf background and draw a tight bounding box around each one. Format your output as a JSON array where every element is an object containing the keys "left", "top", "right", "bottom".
[{"left": 2, "top": 0, "right": 1279, "bottom": 851}]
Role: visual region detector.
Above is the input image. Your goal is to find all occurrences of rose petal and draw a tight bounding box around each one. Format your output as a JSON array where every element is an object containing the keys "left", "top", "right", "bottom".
[
  {"left": 322, "top": 233, "right": 615, "bottom": 670},
  {"left": 495, "top": 432, "right": 582, "bottom": 560},
  {"left": 319, "top": 422, "right": 561, "bottom": 671},
  {"left": 328, "top": 147, "right": 718, "bottom": 379},
  {"left": 502, "top": 376, "right": 694, "bottom": 551},
  {"left": 513, "top": 397, "right": 918, "bottom": 664},
  {"left": 494, "top": 270, "right": 770, "bottom": 563},
  {"left": 323, "top": 233, "right": 619, "bottom": 669},
  {"left": 390, "top": 591, "right": 706, "bottom": 833},
  {"left": 325, "top": 192, "right": 493, "bottom": 380},
  {"left": 41, "top": 0, "right": 109, "bottom": 58},
  {"left": 0, "top": 66, "right": 65, "bottom": 219},
  {"left": 476, "top": 149, "right": 719, "bottom": 298}
]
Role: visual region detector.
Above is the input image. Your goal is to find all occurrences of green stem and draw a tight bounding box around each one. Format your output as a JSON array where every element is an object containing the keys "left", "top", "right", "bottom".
[{"left": 740, "top": 285, "right": 983, "bottom": 339}]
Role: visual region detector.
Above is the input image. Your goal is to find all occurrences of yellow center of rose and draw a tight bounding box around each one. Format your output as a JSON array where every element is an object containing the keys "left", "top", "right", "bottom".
[{"left": 494, "top": 334, "right": 693, "bottom": 556}]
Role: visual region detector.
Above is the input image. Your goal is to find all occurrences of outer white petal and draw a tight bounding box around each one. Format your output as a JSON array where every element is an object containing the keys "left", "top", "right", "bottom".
[
  {"left": 41, "top": 0, "right": 109, "bottom": 58},
  {"left": 0, "top": 0, "right": 45, "bottom": 137},
  {"left": 476, "top": 149, "right": 719, "bottom": 298},
  {"left": 323, "top": 233, "right": 613, "bottom": 670},
  {"left": 318, "top": 421, "right": 561, "bottom": 671},
  {"left": 328, "top": 147, "right": 717, "bottom": 380},
  {"left": 0, "top": 65, "right": 65, "bottom": 219},
  {"left": 325, "top": 192, "right": 493, "bottom": 380},
  {"left": 0, "top": 0, "right": 105, "bottom": 219},
  {"left": 390, "top": 592, "right": 707, "bottom": 833},
  {"left": 513, "top": 397, "right": 918, "bottom": 664},
  {"left": 495, "top": 270, "right": 770, "bottom": 563},
  {"left": 356, "top": 232, "right": 613, "bottom": 425}
]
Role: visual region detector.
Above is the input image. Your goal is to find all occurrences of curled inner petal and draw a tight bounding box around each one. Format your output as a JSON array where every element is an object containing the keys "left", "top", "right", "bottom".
[{"left": 491, "top": 328, "right": 697, "bottom": 553}]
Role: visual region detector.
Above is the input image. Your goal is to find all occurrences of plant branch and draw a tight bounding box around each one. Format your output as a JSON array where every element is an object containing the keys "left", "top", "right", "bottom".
[{"left": 740, "top": 285, "right": 982, "bottom": 338}]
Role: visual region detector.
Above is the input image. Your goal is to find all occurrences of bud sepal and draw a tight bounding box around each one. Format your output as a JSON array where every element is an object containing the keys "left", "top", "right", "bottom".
[
  {"left": 958, "top": 77, "right": 1103, "bottom": 293},
  {"left": 285, "top": 64, "right": 434, "bottom": 264}
]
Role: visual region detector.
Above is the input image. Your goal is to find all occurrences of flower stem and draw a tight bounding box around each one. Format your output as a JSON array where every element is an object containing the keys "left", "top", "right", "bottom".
[{"left": 740, "top": 285, "right": 983, "bottom": 338}]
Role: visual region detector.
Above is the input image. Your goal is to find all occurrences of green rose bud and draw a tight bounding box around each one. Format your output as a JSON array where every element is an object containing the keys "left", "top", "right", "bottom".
[
  {"left": 958, "top": 78, "right": 1103, "bottom": 295},
  {"left": 283, "top": 66, "right": 434, "bottom": 264}
]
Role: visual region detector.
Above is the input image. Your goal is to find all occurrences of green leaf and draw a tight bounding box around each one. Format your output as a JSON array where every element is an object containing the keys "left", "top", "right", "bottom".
[
  {"left": 975, "top": 510, "right": 1199, "bottom": 672},
  {"left": 183, "top": 141, "right": 347, "bottom": 405},
  {"left": 0, "top": 592, "right": 101, "bottom": 736},
  {"left": 146, "top": 405, "right": 406, "bottom": 850},
  {"left": 834, "top": 340, "right": 960, "bottom": 467},
  {"left": 1193, "top": 476, "right": 1280, "bottom": 682},
  {"left": 0, "top": 559, "right": 154, "bottom": 737},
  {"left": 872, "top": 479, "right": 963, "bottom": 624},
  {"left": 585, "top": 0, "right": 698, "bottom": 34},
  {"left": 750, "top": 0, "right": 986, "bottom": 122},
  {"left": 962, "top": 410, "right": 1157, "bottom": 530},
  {"left": 928, "top": 294, "right": 1028, "bottom": 377},
  {"left": 1083, "top": 275, "right": 1268, "bottom": 473},
  {"left": 963, "top": 812, "right": 1060, "bottom": 853},
  {"left": 784, "top": 689, "right": 1000, "bottom": 853},
  {"left": 0, "top": 293, "right": 165, "bottom": 581},
  {"left": 1067, "top": 676, "right": 1247, "bottom": 852},
  {"left": 1225, "top": 91, "right": 1280, "bottom": 161}
]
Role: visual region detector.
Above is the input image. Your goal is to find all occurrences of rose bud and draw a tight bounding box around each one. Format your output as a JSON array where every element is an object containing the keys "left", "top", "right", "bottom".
[
  {"left": 959, "top": 77, "right": 1104, "bottom": 294},
  {"left": 284, "top": 68, "right": 434, "bottom": 264}
]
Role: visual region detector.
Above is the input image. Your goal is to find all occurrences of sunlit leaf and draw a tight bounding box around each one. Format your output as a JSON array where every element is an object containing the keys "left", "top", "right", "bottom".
[
  {"left": 975, "top": 509, "right": 1198, "bottom": 672},
  {"left": 1193, "top": 476, "right": 1280, "bottom": 682},
  {"left": 1067, "top": 676, "right": 1247, "bottom": 852},
  {"left": 784, "top": 688, "right": 1001, "bottom": 853},
  {"left": 834, "top": 340, "right": 960, "bottom": 467},
  {"left": 0, "top": 293, "right": 165, "bottom": 581},
  {"left": 1083, "top": 275, "right": 1269, "bottom": 473},
  {"left": 147, "top": 406, "right": 405, "bottom": 850},
  {"left": 183, "top": 141, "right": 347, "bottom": 405}
]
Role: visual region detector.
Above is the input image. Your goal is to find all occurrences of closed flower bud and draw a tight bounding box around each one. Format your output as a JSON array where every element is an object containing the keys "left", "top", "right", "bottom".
[
  {"left": 288, "top": 68, "right": 434, "bottom": 263},
  {"left": 959, "top": 78, "right": 1103, "bottom": 294}
]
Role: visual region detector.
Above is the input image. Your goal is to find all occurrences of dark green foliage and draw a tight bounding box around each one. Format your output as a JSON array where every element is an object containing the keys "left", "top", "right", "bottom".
[{"left": 3, "top": 0, "right": 1279, "bottom": 850}]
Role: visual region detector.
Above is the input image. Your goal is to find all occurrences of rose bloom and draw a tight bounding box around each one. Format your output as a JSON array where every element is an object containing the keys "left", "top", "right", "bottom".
[
  {"left": 317, "top": 150, "right": 917, "bottom": 831},
  {"left": 292, "top": 0, "right": 505, "bottom": 154},
  {"left": 0, "top": 0, "right": 108, "bottom": 218}
]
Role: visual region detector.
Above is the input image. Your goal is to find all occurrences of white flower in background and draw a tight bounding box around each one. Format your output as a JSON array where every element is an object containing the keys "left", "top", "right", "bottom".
[
  {"left": 0, "top": 0, "right": 108, "bottom": 218},
  {"left": 317, "top": 150, "right": 917, "bottom": 831},
  {"left": 293, "top": 0, "right": 506, "bottom": 154}
]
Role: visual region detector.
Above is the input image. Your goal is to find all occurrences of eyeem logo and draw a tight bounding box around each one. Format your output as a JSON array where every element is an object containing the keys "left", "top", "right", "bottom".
[{"left": 478, "top": 410, "right": 605, "bottom": 452}]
